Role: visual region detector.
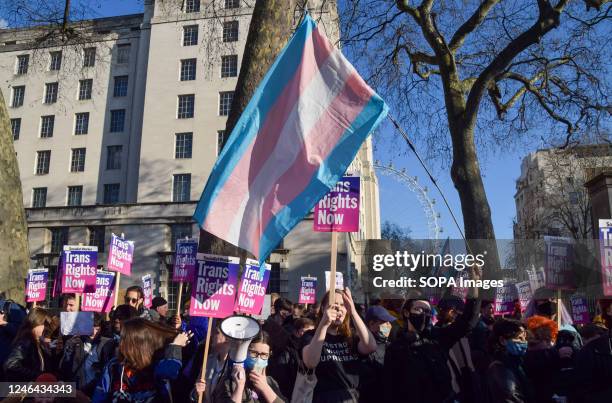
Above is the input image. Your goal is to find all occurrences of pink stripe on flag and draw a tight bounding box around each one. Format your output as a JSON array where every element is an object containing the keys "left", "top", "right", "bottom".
[
  {"left": 247, "top": 73, "right": 373, "bottom": 255},
  {"left": 202, "top": 27, "right": 335, "bottom": 241}
]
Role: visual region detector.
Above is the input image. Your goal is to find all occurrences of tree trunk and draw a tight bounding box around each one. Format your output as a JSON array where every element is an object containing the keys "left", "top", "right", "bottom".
[{"left": 0, "top": 89, "right": 30, "bottom": 303}]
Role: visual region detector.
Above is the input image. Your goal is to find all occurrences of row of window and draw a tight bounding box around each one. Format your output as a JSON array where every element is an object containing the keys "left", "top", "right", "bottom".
[
  {"left": 31, "top": 173, "right": 191, "bottom": 208},
  {"left": 183, "top": 21, "right": 238, "bottom": 46},
  {"left": 33, "top": 145, "right": 123, "bottom": 176},
  {"left": 179, "top": 55, "right": 238, "bottom": 80},
  {"left": 177, "top": 92, "right": 234, "bottom": 119},
  {"left": 10, "top": 76, "right": 129, "bottom": 108},
  {"left": 15, "top": 45, "right": 130, "bottom": 75},
  {"left": 184, "top": 0, "right": 240, "bottom": 13}
]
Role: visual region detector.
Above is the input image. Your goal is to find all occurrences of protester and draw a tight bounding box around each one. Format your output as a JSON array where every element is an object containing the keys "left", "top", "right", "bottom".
[
  {"left": 302, "top": 288, "right": 376, "bottom": 402},
  {"left": 3, "top": 307, "right": 55, "bottom": 381},
  {"left": 212, "top": 330, "right": 287, "bottom": 403},
  {"left": 0, "top": 308, "right": 20, "bottom": 377},
  {"left": 292, "top": 303, "right": 306, "bottom": 320},
  {"left": 360, "top": 305, "right": 395, "bottom": 403},
  {"left": 150, "top": 296, "right": 169, "bottom": 323},
  {"left": 571, "top": 326, "right": 612, "bottom": 402},
  {"left": 61, "top": 293, "right": 79, "bottom": 312},
  {"left": 523, "top": 316, "right": 560, "bottom": 403},
  {"left": 108, "top": 304, "right": 139, "bottom": 342},
  {"left": 469, "top": 299, "right": 495, "bottom": 375},
  {"left": 579, "top": 323, "right": 607, "bottom": 346},
  {"left": 124, "top": 285, "right": 152, "bottom": 320},
  {"left": 293, "top": 317, "right": 315, "bottom": 338},
  {"left": 92, "top": 318, "right": 191, "bottom": 402}
]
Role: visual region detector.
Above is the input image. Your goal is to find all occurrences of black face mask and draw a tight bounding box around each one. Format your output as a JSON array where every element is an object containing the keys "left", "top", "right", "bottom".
[
  {"left": 536, "top": 301, "right": 555, "bottom": 317},
  {"left": 409, "top": 313, "right": 431, "bottom": 332}
]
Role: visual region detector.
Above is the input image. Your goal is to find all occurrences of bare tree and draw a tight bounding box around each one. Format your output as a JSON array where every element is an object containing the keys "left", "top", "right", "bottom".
[{"left": 335, "top": 0, "right": 611, "bottom": 267}]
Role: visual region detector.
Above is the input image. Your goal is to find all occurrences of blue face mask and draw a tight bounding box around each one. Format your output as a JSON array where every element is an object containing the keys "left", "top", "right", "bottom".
[
  {"left": 506, "top": 340, "right": 528, "bottom": 356},
  {"left": 244, "top": 356, "right": 268, "bottom": 371}
]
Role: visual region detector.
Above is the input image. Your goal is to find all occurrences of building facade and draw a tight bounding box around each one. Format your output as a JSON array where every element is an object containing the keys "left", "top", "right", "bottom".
[{"left": 1, "top": 0, "right": 380, "bottom": 307}]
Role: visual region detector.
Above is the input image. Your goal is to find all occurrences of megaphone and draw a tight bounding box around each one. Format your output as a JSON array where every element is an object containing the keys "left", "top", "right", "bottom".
[{"left": 220, "top": 315, "right": 261, "bottom": 365}]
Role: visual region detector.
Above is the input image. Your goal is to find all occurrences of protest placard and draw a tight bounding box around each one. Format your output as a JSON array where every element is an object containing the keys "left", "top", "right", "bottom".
[
  {"left": 174, "top": 238, "right": 198, "bottom": 282},
  {"left": 544, "top": 236, "right": 575, "bottom": 290},
  {"left": 107, "top": 233, "right": 134, "bottom": 275},
  {"left": 189, "top": 254, "right": 239, "bottom": 318},
  {"left": 451, "top": 271, "right": 469, "bottom": 299},
  {"left": 570, "top": 296, "right": 590, "bottom": 325},
  {"left": 515, "top": 281, "right": 533, "bottom": 312},
  {"left": 60, "top": 312, "right": 94, "bottom": 336},
  {"left": 234, "top": 259, "right": 270, "bottom": 315},
  {"left": 599, "top": 219, "right": 612, "bottom": 296},
  {"left": 325, "top": 271, "right": 344, "bottom": 291},
  {"left": 61, "top": 245, "right": 98, "bottom": 293},
  {"left": 299, "top": 277, "right": 317, "bottom": 304},
  {"left": 528, "top": 268, "right": 546, "bottom": 293},
  {"left": 81, "top": 270, "right": 115, "bottom": 313},
  {"left": 314, "top": 176, "right": 360, "bottom": 232},
  {"left": 495, "top": 283, "right": 518, "bottom": 315},
  {"left": 26, "top": 268, "right": 48, "bottom": 303},
  {"left": 253, "top": 295, "right": 272, "bottom": 321},
  {"left": 143, "top": 274, "right": 153, "bottom": 308}
]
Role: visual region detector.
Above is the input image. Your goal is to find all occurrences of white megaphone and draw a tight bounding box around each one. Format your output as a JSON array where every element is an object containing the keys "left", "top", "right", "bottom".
[{"left": 220, "top": 315, "right": 261, "bottom": 365}]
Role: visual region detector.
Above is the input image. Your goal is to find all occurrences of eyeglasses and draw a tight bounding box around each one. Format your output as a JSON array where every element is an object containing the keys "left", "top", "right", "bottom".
[
  {"left": 124, "top": 297, "right": 138, "bottom": 304},
  {"left": 248, "top": 350, "right": 270, "bottom": 360}
]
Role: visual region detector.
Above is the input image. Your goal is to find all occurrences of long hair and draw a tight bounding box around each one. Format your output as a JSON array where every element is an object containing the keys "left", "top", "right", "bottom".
[
  {"left": 118, "top": 318, "right": 178, "bottom": 370},
  {"left": 13, "top": 307, "right": 51, "bottom": 345},
  {"left": 317, "top": 290, "right": 352, "bottom": 342}
]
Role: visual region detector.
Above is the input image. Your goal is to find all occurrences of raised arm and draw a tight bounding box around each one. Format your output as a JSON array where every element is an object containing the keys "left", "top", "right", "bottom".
[
  {"left": 342, "top": 288, "right": 376, "bottom": 355},
  {"left": 302, "top": 304, "right": 337, "bottom": 369}
]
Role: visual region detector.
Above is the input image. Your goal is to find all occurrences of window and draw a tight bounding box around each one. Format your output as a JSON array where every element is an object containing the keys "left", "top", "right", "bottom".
[
  {"left": 88, "top": 227, "right": 105, "bottom": 252},
  {"left": 268, "top": 263, "right": 281, "bottom": 293},
  {"left": 113, "top": 76, "right": 128, "bottom": 97},
  {"left": 117, "top": 44, "right": 131, "bottom": 64},
  {"left": 110, "top": 109, "right": 126, "bottom": 132},
  {"left": 36, "top": 151, "right": 51, "bottom": 175},
  {"left": 185, "top": 0, "right": 200, "bottom": 12},
  {"left": 177, "top": 95, "right": 195, "bottom": 119},
  {"left": 219, "top": 91, "right": 234, "bottom": 116},
  {"left": 16, "top": 55, "right": 29, "bottom": 75},
  {"left": 75, "top": 112, "right": 89, "bottom": 135},
  {"left": 217, "top": 130, "right": 226, "bottom": 155},
  {"left": 50, "top": 227, "right": 68, "bottom": 253},
  {"left": 103, "top": 184, "right": 120, "bottom": 204},
  {"left": 70, "top": 148, "right": 86, "bottom": 172},
  {"left": 106, "top": 145, "right": 122, "bottom": 170},
  {"left": 171, "top": 224, "right": 192, "bottom": 248},
  {"left": 79, "top": 79, "right": 93, "bottom": 100},
  {"left": 67, "top": 186, "right": 83, "bottom": 206},
  {"left": 221, "top": 55, "right": 238, "bottom": 77},
  {"left": 40, "top": 115, "right": 55, "bottom": 138},
  {"left": 225, "top": 0, "right": 240, "bottom": 9},
  {"left": 32, "top": 188, "right": 47, "bottom": 208},
  {"left": 83, "top": 47, "right": 96, "bottom": 67},
  {"left": 49, "top": 51, "right": 62, "bottom": 71},
  {"left": 173, "top": 174, "right": 191, "bottom": 202},
  {"left": 44, "top": 83, "right": 58, "bottom": 104},
  {"left": 11, "top": 118, "right": 21, "bottom": 140},
  {"left": 180, "top": 59, "right": 197, "bottom": 81},
  {"left": 223, "top": 21, "right": 239, "bottom": 42},
  {"left": 183, "top": 25, "right": 198, "bottom": 46},
  {"left": 12, "top": 86, "right": 25, "bottom": 107},
  {"left": 175, "top": 133, "right": 193, "bottom": 159}
]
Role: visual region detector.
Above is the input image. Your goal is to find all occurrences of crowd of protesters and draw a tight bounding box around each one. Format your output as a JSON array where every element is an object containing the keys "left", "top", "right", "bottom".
[{"left": 2, "top": 281, "right": 612, "bottom": 403}]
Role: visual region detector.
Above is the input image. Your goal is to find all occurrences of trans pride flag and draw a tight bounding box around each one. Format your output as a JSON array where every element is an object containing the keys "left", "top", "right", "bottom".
[{"left": 193, "top": 14, "right": 388, "bottom": 264}]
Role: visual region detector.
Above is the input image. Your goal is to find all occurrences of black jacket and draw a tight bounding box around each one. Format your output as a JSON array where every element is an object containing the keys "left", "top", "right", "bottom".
[
  {"left": 382, "top": 298, "right": 480, "bottom": 403},
  {"left": 3, "top": 339, "right": 56, "bottom": 381},
  {"left": 571, "top": 333, "right": 612, "bottom": 403},
  {"left": 486, "top": 354, "right": 535, "bottom": 403},
  {"left": 59, "top": 335, "right": 114, "bottom": 394}
]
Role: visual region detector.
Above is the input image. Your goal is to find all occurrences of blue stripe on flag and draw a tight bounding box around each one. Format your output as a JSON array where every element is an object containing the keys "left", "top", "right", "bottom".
[
  {"left": 193, "top": 16, "right": 316, "bottom": 226},
  {"left": 257, "top": 93, "right": 389, "bottom": 264}
]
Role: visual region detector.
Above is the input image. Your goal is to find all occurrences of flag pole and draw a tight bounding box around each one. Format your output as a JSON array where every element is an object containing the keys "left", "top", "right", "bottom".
[
  {"left": 329, "top": 232, "right": 338, "bottom": 305},
  {"left": 197, "top": 318, "right": 214, "bottom": 403},
  {"left": 557, "top": 289, "right": 562, "bottom": 328}
]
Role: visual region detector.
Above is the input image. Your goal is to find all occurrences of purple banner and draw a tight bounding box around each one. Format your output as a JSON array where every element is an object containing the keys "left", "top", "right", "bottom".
[
  {"left": 515, "top": 281, "right": 533, "bottom": 312},
  {"left": 570, "top": 296, "right": 590, "bottom": 325},
  {"left": 299, "top": 277, "right": 317, "bottom": 304},
  {"left": 107, "top": 233, "right": 134, "bottom": 275},
  {"left": 61, "top": 246, "right": 98, "bottom": 293},
  {"left": 26, "top": 268, "right": 48, "bottom": 302},
  {"left": 234, "top": 260, "right": 271, "bottom": 315},
  {"left": 495, "top": 283, "right": 518, "bottom": 315},
  {"left": 82, "top": 270, "right": 115, "bottom": 313},
  {"left": 544, "top": 236, "right": 575, "bottom": 290},
  {"left": 190, "top": 254, "right": 239, "bottom": 318},
  {"left": 173, "top": 239, "right": 198, "bottom": 282},
  {"left": 599, "top": 219, "right": 612, "bottom": 296},
  {"left": 314, "top": 176, "right": 360, "bottom": 232},
  {"left": 143, "top": 274, "right": 153, "bottom": 308}
]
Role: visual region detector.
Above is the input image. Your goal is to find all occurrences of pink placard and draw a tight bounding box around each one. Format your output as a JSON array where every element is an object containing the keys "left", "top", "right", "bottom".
[
  {"left": 570, "top": 296, "right": 590, "bottom": 325},
  {"left": 143, "top": 275, "right": 153, "bottom": 308},
  {"left": 173, "top": 239, "right": 198, "bottom": 282},
  {"left": 81, "top": 270, "right": 115, "bottom": 313},
  {"left": 26, "top": 269, "right": 48, "bottom": 303},
  {"left": 234, "top": 260, "right": 270, "bottom": 315},
  {"left": 189, "top": 254, "right": 239, "bottom": 318},
  {"left": 599, "top": 220, "right": 612, "bottom": 296},
  {"left": 299, "top": 277, "right": 317, "bottom": 304},
  {"left": 107, "top": 233, "right": 134, "bottom": 275},
  {"left": 494, "top": 283, "right": 518, "bottom": 315},
  {"left": 515, "top": 281, "right": 533, "bottom": 312},
  {"left": 314, "top": 176, "right": 360, "bottom": 232},
  {"left": 61, "top": 246, "right": 98, "bottom": 293}
]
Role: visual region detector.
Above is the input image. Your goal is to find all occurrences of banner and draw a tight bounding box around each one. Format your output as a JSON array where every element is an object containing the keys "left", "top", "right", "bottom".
[
  {"left": 570, "top": 296, "right": 590, "bottom": 325},
  {"left": 142, "top": 274, "right": 153, "bottom": 308},
  {"left": 515, "top": 281, "right": 533, "bottom": 312},
  {"left": 26, "top": 268, "right": 48, "bottom": 302},
  {"left": 544, "top": 236, "right": 575, "bottom": 290},
  {"left": 61, "top": 245, "right": 98, "bottom": 293},
  {"left": 314, "top": 176, "right": 360, "bottom": 232},
  {"left": 599, "top": 219, "right": 612, "bottom": 296},
  {"left": 173, "top": 238, "right": 198, "bottom": 282},
  {"left": 528, "top": 268, "right": 546, "bottom": 293},
  {"left": 81, "top": 270, "right": 115, "bottom": 313},
  {"left": 234, "top": 259, "right": 271, "bottom": 315},
  {"left": 299, "top": 277, "right": 317, "bottom": 304},
  {"left": 107, "top": 233, "right": 134, "bottom": 275},
  {"left": 325, "top": 271, "right": 344, "bottom": 291},
  {"left": 190, "top": 254, "right": 239, "bottom": 318},
  {"left": 494, "top": 283, "right": 518, "bottom": 315}
]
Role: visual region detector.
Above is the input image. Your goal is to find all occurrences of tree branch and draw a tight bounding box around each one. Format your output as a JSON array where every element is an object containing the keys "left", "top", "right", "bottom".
[{"left": 449, "top": 0, "right": 501, "bottom": 52}]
